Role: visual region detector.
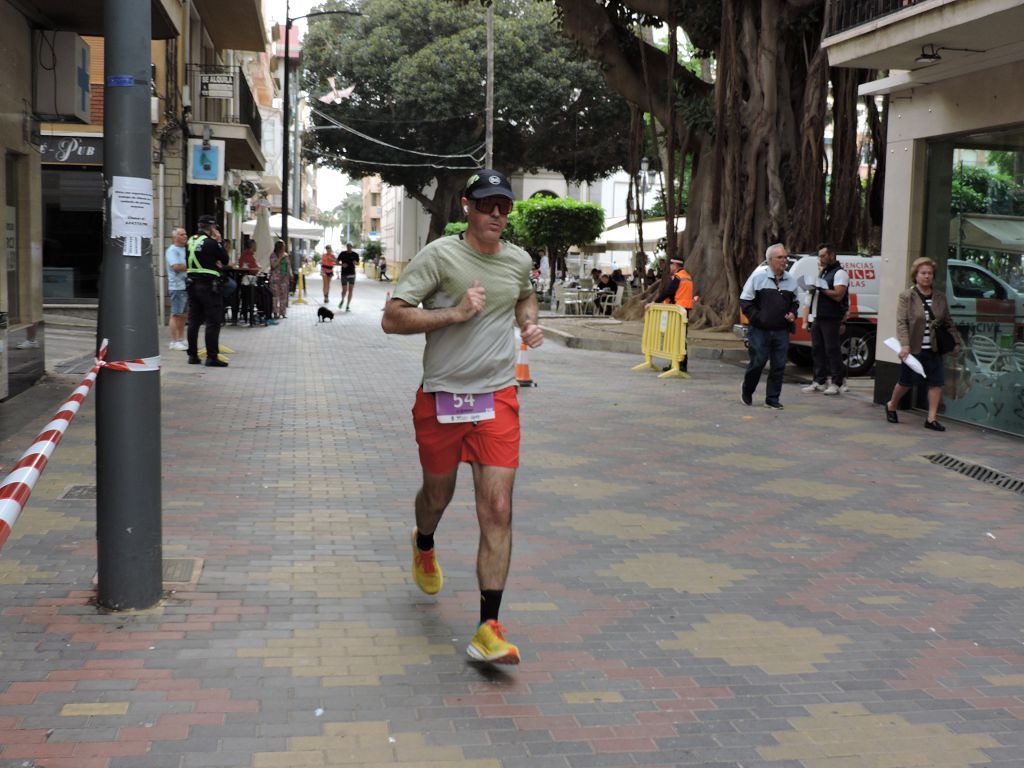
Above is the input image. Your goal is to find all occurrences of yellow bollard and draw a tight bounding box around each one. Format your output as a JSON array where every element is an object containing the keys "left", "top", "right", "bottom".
[
  {"left": 631, "top": 304, "right": 689, "bottom": 378},
  {"left": 292, "top": 271, "right": 309, "bottom": 305}
]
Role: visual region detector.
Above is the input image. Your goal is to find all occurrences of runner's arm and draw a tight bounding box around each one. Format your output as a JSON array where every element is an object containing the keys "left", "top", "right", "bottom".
[
  {"left": 382, "top": 281, "right": 485, "bottom": 335},
  {"left": 515, "top": 292, "right": 543, "bottom": 348}
]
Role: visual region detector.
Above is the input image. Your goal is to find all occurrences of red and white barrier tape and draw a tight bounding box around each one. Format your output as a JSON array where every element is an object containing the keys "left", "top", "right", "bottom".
[{"left": 0, "top": 339, "right": 159, "bottom": 551}]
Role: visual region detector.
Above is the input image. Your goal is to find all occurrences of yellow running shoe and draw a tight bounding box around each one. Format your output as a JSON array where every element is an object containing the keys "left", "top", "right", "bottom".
[
  {"left": 467, "top": 620, "right": 520, "bottom": 665},
  {"left": 411, "top": 529, "right": 443, "bottom": 595}
]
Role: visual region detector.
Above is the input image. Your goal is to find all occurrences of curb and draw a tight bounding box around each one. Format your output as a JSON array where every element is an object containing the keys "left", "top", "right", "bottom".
[{"left": 539, "top": 323, "right": 750, "bottom": 362}]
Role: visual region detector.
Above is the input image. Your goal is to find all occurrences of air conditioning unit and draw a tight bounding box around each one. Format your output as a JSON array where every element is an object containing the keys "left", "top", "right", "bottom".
[{"left": 33, "top": 31, "right": 91, "bottom": 124}]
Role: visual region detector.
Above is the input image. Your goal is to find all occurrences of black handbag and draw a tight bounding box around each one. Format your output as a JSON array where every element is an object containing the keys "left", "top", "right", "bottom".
[{"left": 934, "top": 323, "right": 956, "bottom": 355}]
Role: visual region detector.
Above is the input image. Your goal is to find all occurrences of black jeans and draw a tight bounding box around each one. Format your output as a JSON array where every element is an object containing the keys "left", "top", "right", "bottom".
[
  {"left": 743, "top": 327, "right": 790, "bottom": 404},
  {"left": 186, "top": 280, "right": 224, "bottom": 360},
  {"left": 810, "top": 318, "right": 844, "bottom": 387}
]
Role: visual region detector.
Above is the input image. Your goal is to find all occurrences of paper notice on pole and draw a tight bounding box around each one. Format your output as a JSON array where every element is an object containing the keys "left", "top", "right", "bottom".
[
  {"left": 110, "top": 176, "right": 153, "bottom": 239},
  {"left": 123, "top": 235, "right": 142, "bottom": 257},
  {"left": 884, "top": 336, "right": 924, "bottom": 376}
]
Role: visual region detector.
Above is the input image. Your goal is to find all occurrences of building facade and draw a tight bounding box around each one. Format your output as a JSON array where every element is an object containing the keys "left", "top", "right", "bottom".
[{"left": 824, "top": 0, "right": 1024, "bottom": 437}]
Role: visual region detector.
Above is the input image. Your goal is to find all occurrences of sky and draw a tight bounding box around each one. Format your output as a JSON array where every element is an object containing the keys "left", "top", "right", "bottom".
[{"left": 264, "top": 0, "right": 357, "bottom": 213}]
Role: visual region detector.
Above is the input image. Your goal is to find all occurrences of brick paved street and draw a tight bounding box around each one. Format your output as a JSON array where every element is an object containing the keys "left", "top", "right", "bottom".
[{"left": 1, "top": 273, "right": 1022, "bottom": 767}]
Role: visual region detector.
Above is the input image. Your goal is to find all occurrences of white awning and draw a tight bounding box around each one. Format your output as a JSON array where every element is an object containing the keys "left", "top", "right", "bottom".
[
  {"left": 951, "top": 214, "right": 1024, "bottom": 253},
  {"left": 241, "top": 214, "right": 324, "bottom": 241},
  {"left": 586, "top": 217, "right": 685, "bottom": 252}
]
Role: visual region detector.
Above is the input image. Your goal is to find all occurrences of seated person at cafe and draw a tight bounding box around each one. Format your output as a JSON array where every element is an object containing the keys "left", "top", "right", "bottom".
[
  {"left": 237, "top": 237, "right": 260, "bottom": 274},
  {"left": 596, "top": 272, "right": 618, "bottom": 293},
  {"left": 611, "top": 268, "right": 627, "bottom": 287}
]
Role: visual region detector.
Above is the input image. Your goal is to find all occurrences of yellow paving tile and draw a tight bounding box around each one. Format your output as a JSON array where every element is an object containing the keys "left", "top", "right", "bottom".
[
  {"left": 858, "top": 595, "right": 906, "bottom": 606},
  {"left": 820, "top": 510, "right": 939, "bottom": 540},
  {"left": 562, "top": 691, "right": 624, "bottom": 704},
  {"left": 701, "top": 452, "right": 798, "bottom": 471},
  {"left": 507, "top": 602, "right": 558, "bottom": 611},
  {"left": 60, "top": 702, "right": 130, "bottom": 716},
  {"left": 758, "top": 702, "right": 1000, "bottom": 767},
  {"left": 236, "top": 621, "right": 452, "bottom": 685},
  {"left": 600, "top": 554, "right": 756, "bottom": 593},
  {"left": 762, "top": 478, "right": 858, "bottom": 501},
  {"left": 254, "top": 720, "right": 501, "bottom": 767},
  {"left": 532, "top": 477, "right": 635, "bottom": 501},
  {"left": 7, "top": 506, "right": 87, "bottom": 539},
  {"left": 248, "top": 555, "right": 406, "bottom": 599},
  {"left": 665, "top": 432, "right": 739, "bottom": 448},
  {"left": 905, "top": 551, "right": 1024, "bottom": 589},
  {"left": 520, "top": 450, "right": 593, "bottom": 469},
  {"left": 983, "top": 674, "right": 1024, "bottom": 686},
  {"left": 0, "top": 560, "right": 58, "bottom": 584},
  {"left": 553, "top": 509, "right": 686, "bottom": 539},
  {"left": 660, "top": 614, "right": 850, "bottom": 675}
]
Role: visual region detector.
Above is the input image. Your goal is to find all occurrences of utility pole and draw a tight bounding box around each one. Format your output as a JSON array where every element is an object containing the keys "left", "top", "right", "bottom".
[
  {"left": 282, "top": 2, "right": 360, "bottom": 270},
  {"left": 485, "top": 4, "right": 494, "bottom": 167},
  {"left": 282, "top": 0, "right": 291, "bottom": 266},
  {"left": 96, "top": 0, "right": 162, "bottom": 610}
]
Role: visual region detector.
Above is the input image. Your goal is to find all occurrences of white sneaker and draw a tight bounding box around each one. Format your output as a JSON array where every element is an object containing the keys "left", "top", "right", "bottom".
[
  {"left": 823, "top": 384, "right": 841, "bottom": 395},
  {"left": 802, "top": 382, "right": 825, "bottom": 393},
  {"left": 15, "top": 340, "right": 39, "bottom": 349},
  {"left": 170, "top": 340, "right": 187, "bottom": 351},
  {"left": 838, "top": 383, "right": 849, "bottom": 394}
]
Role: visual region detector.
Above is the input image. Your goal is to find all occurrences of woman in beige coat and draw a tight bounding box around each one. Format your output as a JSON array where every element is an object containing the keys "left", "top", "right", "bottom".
[{"left": 884, "top": 257, "right": 962, "bottom": 431}]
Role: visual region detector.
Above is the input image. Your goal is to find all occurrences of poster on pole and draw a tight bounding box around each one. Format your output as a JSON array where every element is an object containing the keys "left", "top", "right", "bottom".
[
  {"left": 109, "top": 176, "right": 153, "bottom": 239},
  {"left": 186, "top": 139, "right": 225, "bottom": 186}
]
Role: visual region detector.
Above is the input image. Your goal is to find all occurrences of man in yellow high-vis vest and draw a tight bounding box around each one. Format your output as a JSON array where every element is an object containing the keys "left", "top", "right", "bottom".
[{"left": 186, "top": 215, "right": 229, "bottom": 367}]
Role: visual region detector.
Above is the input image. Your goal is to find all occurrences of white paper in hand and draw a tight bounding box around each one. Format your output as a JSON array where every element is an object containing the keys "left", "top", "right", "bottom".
[{"left": 884, "top": 337, "right": 925, "bottom": 376}]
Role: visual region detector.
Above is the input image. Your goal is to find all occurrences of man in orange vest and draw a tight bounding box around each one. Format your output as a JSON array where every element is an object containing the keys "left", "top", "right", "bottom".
[{"left": 653, "top": 256, "right": 699, "bottom": 371}]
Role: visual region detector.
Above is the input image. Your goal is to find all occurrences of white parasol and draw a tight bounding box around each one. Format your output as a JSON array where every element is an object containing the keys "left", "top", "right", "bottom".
[{"left": 251, "top": 204, "right": 274, "bottom": 270}]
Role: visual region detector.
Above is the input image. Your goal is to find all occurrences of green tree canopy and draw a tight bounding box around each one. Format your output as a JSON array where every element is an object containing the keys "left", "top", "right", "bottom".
[
  {"left": 301, "top": 0, "right": 631, "bottom": 243},
  {"left": 550, "top": 0, "right": 883, "bottom": 327},
  {"left": 508, "top": 197, "right": 604, "bottom": 290}
]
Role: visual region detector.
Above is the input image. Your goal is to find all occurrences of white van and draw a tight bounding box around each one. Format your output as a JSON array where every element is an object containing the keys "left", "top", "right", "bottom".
[{"left": 735, "top": 255, "right": 1024, "bottom": 376}]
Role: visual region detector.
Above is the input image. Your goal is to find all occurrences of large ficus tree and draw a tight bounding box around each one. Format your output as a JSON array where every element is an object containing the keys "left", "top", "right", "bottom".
[
  {"left": 301, "top": 0, "right": 632, "bottom": 243},
  {"left": 550, "top": 0, "right": 884, "bottom": 327}
]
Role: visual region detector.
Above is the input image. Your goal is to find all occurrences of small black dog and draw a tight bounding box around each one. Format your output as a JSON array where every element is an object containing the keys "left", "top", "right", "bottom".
[{"left": 317, "top": 306, "right": 335, "bottom": 322}]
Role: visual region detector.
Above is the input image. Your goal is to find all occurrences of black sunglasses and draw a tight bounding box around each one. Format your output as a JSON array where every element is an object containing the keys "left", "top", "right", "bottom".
[{"left": 473, "top": 197, "right": 513, "bottom": 215}]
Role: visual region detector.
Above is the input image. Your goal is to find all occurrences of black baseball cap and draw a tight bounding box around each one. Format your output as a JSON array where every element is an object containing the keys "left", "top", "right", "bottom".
[
  {"left": 198, "top": 214, "right": 217, "bottom": 228},
  {"left": 465, "top": 169, "right": 514, "bottom": 200}
]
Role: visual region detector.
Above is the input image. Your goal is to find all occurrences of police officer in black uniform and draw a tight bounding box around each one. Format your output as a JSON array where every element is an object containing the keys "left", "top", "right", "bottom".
[{"left": 186, "top": 215, "right": 229, "bottom": 367}]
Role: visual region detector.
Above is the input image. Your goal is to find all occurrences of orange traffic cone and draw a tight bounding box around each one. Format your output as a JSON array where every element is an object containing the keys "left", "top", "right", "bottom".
[
  {"left": 515, "top": 342, "right": 536, "bottom": 387},
  {"left": 381, "top": 290, "right": 390, "bottom": 311}
]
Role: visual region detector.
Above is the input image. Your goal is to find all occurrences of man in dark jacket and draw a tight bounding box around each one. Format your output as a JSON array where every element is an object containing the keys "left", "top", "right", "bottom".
[
  {"left": 186, "top": 214, "right": 229, "bottom": 367},
  {"left": 739, "top": 243, "right": 798, "bottom": 408}
]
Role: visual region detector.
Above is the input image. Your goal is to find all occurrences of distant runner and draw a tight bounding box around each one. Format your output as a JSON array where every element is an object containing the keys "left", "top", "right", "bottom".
[{"left": 337, "top": 243, "right": 359, "bottom": 311}]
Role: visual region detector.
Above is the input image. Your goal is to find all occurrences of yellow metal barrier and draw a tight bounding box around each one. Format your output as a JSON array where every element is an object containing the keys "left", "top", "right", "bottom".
[
  {"left": 631, "top": 304, "right": 689, "bottom": 378},
  {"left": 292, "top": 271, "right": 309, "bottom": 305}
]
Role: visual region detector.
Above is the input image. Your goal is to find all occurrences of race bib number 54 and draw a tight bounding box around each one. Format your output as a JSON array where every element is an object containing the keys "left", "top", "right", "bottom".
[{"left": 435, "top": 392, "right": 496, "bottom": 423}]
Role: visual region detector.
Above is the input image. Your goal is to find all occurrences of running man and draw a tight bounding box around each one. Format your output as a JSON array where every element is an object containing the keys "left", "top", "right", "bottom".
[
  {"left": 381, "top": 168, "right": 543, "bottom": 665},
  {"left": 337, "top": 242, "right": 359, "bottom": 311}
]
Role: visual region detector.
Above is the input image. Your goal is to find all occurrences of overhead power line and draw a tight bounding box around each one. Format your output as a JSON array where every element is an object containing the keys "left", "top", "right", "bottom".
[{"left": 308, "top": 107, "right": 484, "bottom": 160}]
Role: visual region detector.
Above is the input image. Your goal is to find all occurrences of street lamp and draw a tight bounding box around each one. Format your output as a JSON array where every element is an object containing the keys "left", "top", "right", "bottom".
[
  {"left": 637, "top": 156, "right": 649, "bottom": 283},
  {"left": 281, "top": 1, "right": 360, "bottom": 268}
]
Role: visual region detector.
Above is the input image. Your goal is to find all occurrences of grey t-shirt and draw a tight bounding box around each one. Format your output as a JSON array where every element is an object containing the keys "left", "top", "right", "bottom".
[{"left": 393, "top": 235, "right": 533, "bottom": 393}]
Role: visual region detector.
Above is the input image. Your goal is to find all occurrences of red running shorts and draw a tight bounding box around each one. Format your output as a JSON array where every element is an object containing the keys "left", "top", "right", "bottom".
[{"left": 412, "top": 385, "right": 520, "bottom": 475}]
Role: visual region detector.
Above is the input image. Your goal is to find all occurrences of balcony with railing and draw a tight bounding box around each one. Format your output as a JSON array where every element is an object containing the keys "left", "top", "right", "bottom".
[
  {"left": 186, "top": 64, "right": 265, "bottom": 170},
  {"left": 823, "top": 0, "right": 1024, "bottom": 73},
  {"left": 825, "top": 0, "right": 932, "bottom": 37}
]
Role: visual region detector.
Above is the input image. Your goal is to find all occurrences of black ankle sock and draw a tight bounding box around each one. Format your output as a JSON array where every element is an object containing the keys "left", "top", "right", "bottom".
[
  {"left": 480, "top": 589, "right": 503, "bottom": 624},
  {"left": 416, "top": 531, "right": 434, "bottom": 551}
]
